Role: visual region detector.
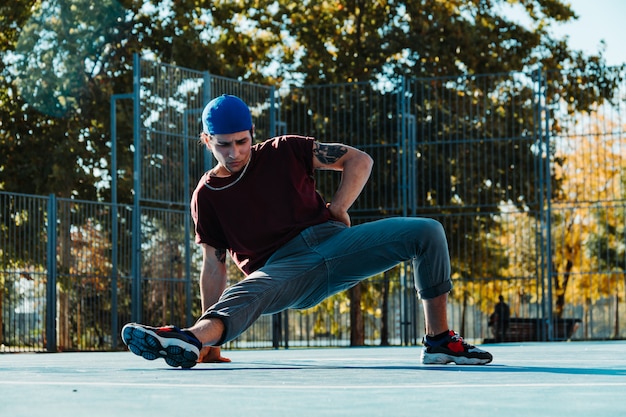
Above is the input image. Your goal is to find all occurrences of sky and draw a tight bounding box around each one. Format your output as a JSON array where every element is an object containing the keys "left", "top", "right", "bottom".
[{"left": 538, "top": 0, "right": 626, "bottom": 66}]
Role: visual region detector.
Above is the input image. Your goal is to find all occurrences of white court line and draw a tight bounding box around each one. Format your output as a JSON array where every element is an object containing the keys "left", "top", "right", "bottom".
[{"left": 2, "top": 380, "right": 626, "bottom": 390}]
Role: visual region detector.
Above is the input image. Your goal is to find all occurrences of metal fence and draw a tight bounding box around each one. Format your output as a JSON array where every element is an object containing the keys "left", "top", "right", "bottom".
[{"left": 2, "top": 58, "right": 625, "bottom": 352}]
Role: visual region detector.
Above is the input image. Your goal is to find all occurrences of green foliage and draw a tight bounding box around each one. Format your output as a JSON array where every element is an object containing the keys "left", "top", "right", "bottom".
[
  {"left": 1, "top": 0, "right": 611, "bottom": 200},
  {"left": 1, "top": 0, "right": 126, "bottom": 199}
]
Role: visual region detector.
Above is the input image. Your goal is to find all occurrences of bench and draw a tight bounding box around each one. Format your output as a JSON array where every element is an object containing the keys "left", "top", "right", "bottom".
[{"left": 485, "top": 317, "right": 582, "bottom": 343}]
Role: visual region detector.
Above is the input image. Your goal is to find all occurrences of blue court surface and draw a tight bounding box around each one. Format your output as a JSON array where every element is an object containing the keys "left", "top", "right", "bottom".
[{"left": 2, "top": 341, "right": 625, "bottom": 417}]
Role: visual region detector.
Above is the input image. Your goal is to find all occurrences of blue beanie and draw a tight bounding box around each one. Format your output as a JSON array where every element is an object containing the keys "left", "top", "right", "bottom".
[{"left": 202, "top": 94, "right": 253, "bottom": 134}]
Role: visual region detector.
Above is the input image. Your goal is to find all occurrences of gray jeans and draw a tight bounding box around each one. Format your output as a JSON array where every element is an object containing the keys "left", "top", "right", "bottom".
[{"left": 200, "top": 217, "right": 452, "bottom": 345}]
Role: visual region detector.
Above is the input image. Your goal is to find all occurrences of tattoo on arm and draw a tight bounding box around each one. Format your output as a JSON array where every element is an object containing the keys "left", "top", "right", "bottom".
[
  {"left": 314, "top": 143, "right": 348, "bottom": 165},
  {"left": 215, "top": 248, "right": 226, "bottom": 264}
]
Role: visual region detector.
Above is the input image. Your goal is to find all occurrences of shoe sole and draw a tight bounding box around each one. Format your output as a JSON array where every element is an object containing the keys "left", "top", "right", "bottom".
[
  {"left": 121, "top": 324, "right": 199, "bottom": 369},
  {"left": 421, "top": 351, "right": 493, "bottom": 365}
]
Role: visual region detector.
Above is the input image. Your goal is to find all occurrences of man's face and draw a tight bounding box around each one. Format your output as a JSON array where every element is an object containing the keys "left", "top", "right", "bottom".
[{"left": 207, "top": 130, "right": 253, "bottom": 175}]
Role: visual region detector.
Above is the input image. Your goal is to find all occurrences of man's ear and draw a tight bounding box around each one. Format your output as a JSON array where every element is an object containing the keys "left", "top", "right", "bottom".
[{"left": 200, "top": 132, "right": 212, "bottom": 148}]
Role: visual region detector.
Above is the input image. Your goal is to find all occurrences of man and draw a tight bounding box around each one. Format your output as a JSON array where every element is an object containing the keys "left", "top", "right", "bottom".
[
  {"left": 492, "top": 295, "right": 511, "bottom": 342},
  {"left": 121, "top": 94, "right": 492, "bottom": 368}
]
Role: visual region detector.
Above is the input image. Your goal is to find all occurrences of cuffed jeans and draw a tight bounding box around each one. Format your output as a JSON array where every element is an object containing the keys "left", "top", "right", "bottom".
[{"left": 200, "top": 217, "right": 452, "bottom": 345}]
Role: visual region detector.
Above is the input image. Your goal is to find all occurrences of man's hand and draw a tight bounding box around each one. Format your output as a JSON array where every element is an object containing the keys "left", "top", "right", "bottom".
[
  {"left": 313, "top": 142, "right": 373, "bottom": 226},
  {"left": 197, "top": 346, "right": 231, "bottom": 363},
  {"left": 327, "top": 202, "right": 351, "bottom": 226}
]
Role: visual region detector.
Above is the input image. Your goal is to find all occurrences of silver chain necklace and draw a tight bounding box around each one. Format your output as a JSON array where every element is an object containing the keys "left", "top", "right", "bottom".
[{"left": 204, "top": 157, "right": 252, "bottom": 191}]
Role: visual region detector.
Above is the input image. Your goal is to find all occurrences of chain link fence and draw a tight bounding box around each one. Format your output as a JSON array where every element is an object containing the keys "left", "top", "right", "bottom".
[{"left": 2, "top": 59, "right": 625, "bottom": 352}]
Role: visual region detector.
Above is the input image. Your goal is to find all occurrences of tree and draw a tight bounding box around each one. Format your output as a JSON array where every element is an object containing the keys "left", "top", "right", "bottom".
[
  {"left": 1, "top": 1, "right": 122, "bottom": 199},
  {"left": 562, "top": 111, "right": 626, "bottom": 336},
  {"left": 490, "top": 108, "right": 626, "bottom": 331},
  {"left": 266, "top": 0, "right": 580, "bottom": 83},
  {"left": 1, "top": 0, "right": 613, "bottom": 199}
]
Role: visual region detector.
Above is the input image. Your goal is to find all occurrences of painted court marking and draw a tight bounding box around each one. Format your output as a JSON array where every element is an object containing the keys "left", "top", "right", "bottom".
[{"left": 3, "top": 379, "right": 626, "bottom": 390}]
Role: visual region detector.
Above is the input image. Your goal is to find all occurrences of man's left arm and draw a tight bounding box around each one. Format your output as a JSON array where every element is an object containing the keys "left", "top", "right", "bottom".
[{"left": 312, "top": 142, "right": 373, "bottom": 226}]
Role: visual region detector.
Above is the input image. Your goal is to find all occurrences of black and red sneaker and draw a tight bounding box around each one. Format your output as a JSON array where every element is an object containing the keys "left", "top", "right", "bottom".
[
  {"left": 121, "top": 323, "right": 202, "bottom": 369},
  {"left": 421, "top": 330, "right": 493, "bottom": 365}
]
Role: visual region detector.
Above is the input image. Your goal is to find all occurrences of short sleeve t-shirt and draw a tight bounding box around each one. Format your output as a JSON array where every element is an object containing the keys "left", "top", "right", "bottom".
[{"left": 190, "top": 135, "right": 331, "bottom": 275}]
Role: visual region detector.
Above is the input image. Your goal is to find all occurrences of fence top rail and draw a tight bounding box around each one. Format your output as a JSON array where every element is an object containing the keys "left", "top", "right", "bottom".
[
  {"left": 0, "top": 190, "right": 50, "bottom": 201},
  {"left": 139, "top": 56, "right": 276, "bottom": 92}
]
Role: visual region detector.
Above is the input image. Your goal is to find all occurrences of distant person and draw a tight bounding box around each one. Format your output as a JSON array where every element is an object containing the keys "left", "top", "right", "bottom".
[
  {"left": 490, "top": 295, "right": 510, "bottom": 342},
  {"left": 120, "top": 94, "right": 493, "bottom": 367}
]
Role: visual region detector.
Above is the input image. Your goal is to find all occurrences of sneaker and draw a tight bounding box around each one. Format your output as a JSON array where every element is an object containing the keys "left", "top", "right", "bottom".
[
  {"left": 121, "top": 323, "right": 202, "bottom": 369},
  {"left": 421, "top": 330, "right": 493, "bottom": 365}
]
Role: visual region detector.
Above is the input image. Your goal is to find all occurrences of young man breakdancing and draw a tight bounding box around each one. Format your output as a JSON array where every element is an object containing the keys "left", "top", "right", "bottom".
[{"left": 121, "top": 94, "right": 492, "bottom": 368}]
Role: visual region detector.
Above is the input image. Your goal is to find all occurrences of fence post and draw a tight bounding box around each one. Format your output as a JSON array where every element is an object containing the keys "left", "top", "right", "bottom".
[
  {"left": 110, "top": 92, "right": 134, "bottom": 348},
  {"left": 131, "top": 53, "right": 142, "bottom": 323},
  {"left": 183, "top": 116, "right": 192, "bottom": 327},
  {"left": 203, "top": 71, "right": 213, "bottom": 172},
  {"left": 269, "top": 85, "right": 277, "bottom": 137},
  {"left": 397, "top": 76, "right": 414, "bottom": 345},
  {"left": 400, "top": 76, "right": 409, "bottom": 218},
  {"left": 534, "top": 67, "right": 554, "bottom": 341},
  {"left": 46, "top": 194, "right": 57, "bottom": 352},
  {"left": 542, "top": 69, "right": 554, "bottom": 341}
]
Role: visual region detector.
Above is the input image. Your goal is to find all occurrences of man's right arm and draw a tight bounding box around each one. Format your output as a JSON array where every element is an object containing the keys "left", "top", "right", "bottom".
[
  {"left": 197, "top": 243, "right": 231, "bottom": 363},
  {"left": 200, "top": 243, "right": 228, "bottom": 312}
]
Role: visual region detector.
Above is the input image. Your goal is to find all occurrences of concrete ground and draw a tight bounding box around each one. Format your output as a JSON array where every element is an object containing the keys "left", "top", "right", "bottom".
[{"left": 2, "top": 341, "right": 626, "bottom": 416}]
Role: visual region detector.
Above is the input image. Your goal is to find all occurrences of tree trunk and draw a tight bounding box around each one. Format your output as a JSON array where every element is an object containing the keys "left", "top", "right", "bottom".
[
  {"left": 58, "top": 291, "right": 69, "bottom": 351},
  {"left": 0, "top": 285, "right": 3, "bottom": 346},
  {"left": 460, "top": 290, "right": 467, "bottom": 336},
  {"left": 380, "top": 271, "right": 390, "bottom": 346},
  {"left": 350, "top": 284, "right": 364, "bottom": 346},
  {"left": 613, "top": 293, "right": 619, "bottom": 339}
]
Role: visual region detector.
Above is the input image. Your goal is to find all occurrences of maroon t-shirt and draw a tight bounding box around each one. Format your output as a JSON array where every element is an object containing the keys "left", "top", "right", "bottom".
[{"left": 191, "top": 135, "right": 331, "bottom": 275}]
